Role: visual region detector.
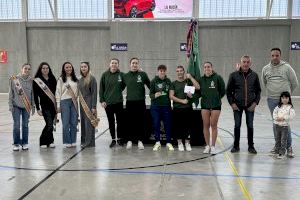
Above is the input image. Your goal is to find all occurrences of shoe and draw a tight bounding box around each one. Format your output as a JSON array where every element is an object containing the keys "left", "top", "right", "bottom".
[
  {"left": 71, "top": 143, "right": 76, "bottom": 147},
  {"left": 13, "top": 145, "right": 20, "bottom": 151},
  {"left": 49, "top": 143, "right": 55, "bottom": 148},
  {"left": 270, "top": 146, "right": 276, "bottom": 154},
  {"left": 210, "top": 146, "right": 217, "bottom": 155},
  {"left": 22, "top": 144, "right": 29, "bottom": 150},
  {"left": 65, "top": 144, "right": 72, "bottom": 148},
  {"left": 126, "top": 141, "right": 132, "bottom": 149},
  {"left": 153, "top": 142, "right": 161, "bottom": 151},
  {"left": 166, "top": 143, "right": 174, "bottom": 151},
  {"left": 287, "top": 147, "right": 295, "bottom": 158},
  {"left": 231, "top": 147, "right": 240, "bottom": 153},
  {"left": 138, "top": 141, "right": 144, "bottom": 150},
  {"left": 178, "top": 143, "right": 184, "bottom": 151},
  {"left": 277, "top": 154, "right": 285, "bottom": 159},
  {"left": 109, "top": 140, "right": 116, "bottom": 148},
  {"left": 40, "top": 145, "right": 47, "bottom": 149},
  {"left": 203, "top": 145, "right": 210, "bottom": 154},
  {"left": 185, "top": 142, "right": 192, "bottom": 151},
  {"left": 248, "top": 147, "right": 257, "bottom": 154}
]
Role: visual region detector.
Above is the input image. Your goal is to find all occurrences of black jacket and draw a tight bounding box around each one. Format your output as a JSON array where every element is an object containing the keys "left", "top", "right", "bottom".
[
  {"left": 33, "top": 76, "right": 57, "bottom": 111},
  {"left": 226, "top": 68, "right": 261, "bottom": 107}
]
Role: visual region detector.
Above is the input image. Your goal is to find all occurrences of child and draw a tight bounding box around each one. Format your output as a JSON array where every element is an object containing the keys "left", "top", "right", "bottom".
[{"left": 273, "top": 91, "right": 296, "bottom": 159}]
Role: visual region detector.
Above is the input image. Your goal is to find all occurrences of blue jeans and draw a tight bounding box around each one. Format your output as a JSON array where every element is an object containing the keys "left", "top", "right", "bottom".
[
  {"left": 233, "top": 107, "right": 254, "bottom": 148},
  {"left": 267, "top": 98, "right": 292, "bottom": 148},
  {"left": 150, "top": 105, "right": 172, "bottom": 143},
  {"left": 12, "top": 106, "right": 30, "bottom": 145},
  {"left": 61, "top": 99, "right": 78, "bottom": 144}
]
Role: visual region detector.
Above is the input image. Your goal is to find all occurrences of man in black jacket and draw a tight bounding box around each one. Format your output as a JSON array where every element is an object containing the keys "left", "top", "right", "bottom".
[{"left": 227, "top": 55, "right": 261, "bottom": 154}]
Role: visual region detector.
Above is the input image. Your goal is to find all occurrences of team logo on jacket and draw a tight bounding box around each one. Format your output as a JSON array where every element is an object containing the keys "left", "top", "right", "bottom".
[
  {"left": 157, "top": 83, "right": 163, "bottom": 89},
  {"left": 209, "top": 81, "right": 215, "bottom": 89},
  {"left": 118, "top": 75, "right": 122, "bottom": 82},
  {"left": 137, "top": 75, "right": 142, "bottom": 83}
]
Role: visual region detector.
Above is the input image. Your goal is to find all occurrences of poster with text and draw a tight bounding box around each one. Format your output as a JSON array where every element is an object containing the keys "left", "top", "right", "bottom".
[{"left": 114, "top": 0, "right": 193, "bottom": 19}]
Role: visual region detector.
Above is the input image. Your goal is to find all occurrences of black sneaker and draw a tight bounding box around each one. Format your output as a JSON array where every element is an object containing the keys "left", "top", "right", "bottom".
[
  {"left": 109, "top": 140, "right": 116, "bottom": 148},
  {"left": 248, "top": 147, "right": 257, "bottom": 154},
  {"left": 231, "top": 147, "right": 240, "bottom": 153}
]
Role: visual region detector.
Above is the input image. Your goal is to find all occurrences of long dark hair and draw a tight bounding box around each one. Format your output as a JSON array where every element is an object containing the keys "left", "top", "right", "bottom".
[
  {"left": 278, "top": 91, "right": 293, "bottom": 108},
  {"left": 34, "top": 62, "right": 56, "bottom": 80},
  {"left": 60, "top": 62, "right": 78, "bottom": 83}
]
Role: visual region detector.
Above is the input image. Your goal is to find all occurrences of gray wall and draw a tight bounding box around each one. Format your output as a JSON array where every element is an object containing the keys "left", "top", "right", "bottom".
[{"left": 0, "top": 20, "right": 299, "bottom": 95}]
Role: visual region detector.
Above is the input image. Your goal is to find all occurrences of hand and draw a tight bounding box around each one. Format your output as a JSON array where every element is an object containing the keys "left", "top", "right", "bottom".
[
  {"left": 155, "top": 92, "right": 161, "bottom": 98},
  {"left": 182, "top": 99, "right": 188, "bottom": 104},
  {"left": 91, "top": 108, "right": 96, "bottom": 114},
  {"left": 101, "top": 102, "right": 107, "bottom": 108},
  {"left": 37, "top": 110, "right": 43, "bottom": 116},
  {"left": 187, "top": 92, "right": 193, "bottom": 98},
  {"left": 186, "top": 73, "right": 192, "bottom": 79},
  {"left": 31, "top": 106, "right": 35, "bottom": 115},
  {"left": 247, "top": 102, "right": 257, "bottom": 112},
  {"left": 57, "top": 107, "right": 61, "bottom": 113},
  {"left": 276, "top": 117, "right": 284, "bottom": 122},
  {"left": 9, "top": 107, "right": 13, "bottom": 113},
  {"left": 231, "top": 103, "right": 239, "bottom": 111}
]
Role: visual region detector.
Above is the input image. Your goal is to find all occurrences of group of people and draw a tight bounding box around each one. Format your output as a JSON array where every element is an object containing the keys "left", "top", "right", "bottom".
[{"left": 8, "top": 48, "right": 298, "bottom": 159}]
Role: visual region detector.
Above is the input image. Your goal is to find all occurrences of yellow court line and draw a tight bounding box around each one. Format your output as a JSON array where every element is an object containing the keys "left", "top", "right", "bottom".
[{"left": 217, "top": 137, "right": 253, "bottom": 200}]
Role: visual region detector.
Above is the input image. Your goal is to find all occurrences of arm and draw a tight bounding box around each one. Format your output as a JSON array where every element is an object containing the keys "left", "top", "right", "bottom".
[
  {"left": 55, "top": 78, "right": 62, "bottom": 112},
  {"left": 149, "top": 80, "right": 157, "bottom": 100},
  {"left": 254, "top": 73, "right": 261, "bottom": 105},
  {"left": 169, "top": 90, "right": 188, "bottom": 104},
  {"left": 226, "top": 73, "right": 234, "bottom": 105},
  {"left": 8, "top": 78, "right": 14, "bottom": 111},
  {"left": 287, "top": 66, "right": 299, "bottom": 93},
  {"left": 186, "top": 74, "right": 200, "bottom": 90},
  {"left": 91, "top": 77, "right": 98, "bottom": 109},
  {"left": 33, "top": 82, "right": 40, "bottom": 111},
  {"left": 261, "top": 67, "right": 267, "bottom": 88},
  {"left": 99, "top": 74, "right": 105, "bottom": 103},
  {"left": 273, "top": 106, "right": 279, "bottom": 121},
  {"left": 283, "top": 107, "right": 296, "bottom": 121}
]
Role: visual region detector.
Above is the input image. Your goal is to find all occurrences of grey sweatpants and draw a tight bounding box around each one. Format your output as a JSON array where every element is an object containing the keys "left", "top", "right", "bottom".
[{"left": 275, "top": 124, "right": 288, "bottom": 155}]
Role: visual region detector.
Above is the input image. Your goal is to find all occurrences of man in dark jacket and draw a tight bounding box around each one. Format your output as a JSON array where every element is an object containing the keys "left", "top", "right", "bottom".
[{"left": 227, "top": 55, "right": 261, "bottom": 154}]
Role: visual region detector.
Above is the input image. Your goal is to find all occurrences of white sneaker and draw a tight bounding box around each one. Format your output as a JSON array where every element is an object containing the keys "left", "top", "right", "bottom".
[
  {"left": 153, "top": 142, "right": 161, "bottom": 151},
  {"left": 49, "top": 143, "right": 55, "bottom": 148},
  {"left": 71, "top": 143, "right": 76, "bottom": 147},
  {"left": 178, "top": 143, "right": 184, "bottom": 151},
  {"left": 203, "top": 145, "right": 210, "bottom": 154},
  {"left": 287, "top": 147, "right": 295, "bottom": 158},
  {"left": 126, "top": 141, "right": 133, "bottom": 149},
  {"left": 22, "top": 144, "right": 29, "bottom": 150},
  {"left": 65, "top": 144, "right": 72, "bottom": 148},
  {"left": 40, "top": 145, "right": 47, "bottom": 149},
  {"left": 166, "top": 143, "right": 174, "bottom": 151},
  {"left": 13, "top": 145, "right": 20, "bottom": 151},
  {"left": 210, "top": 146, "right": 216, "bottom": 155},
  {"left": 138, "top": 141, "right": 144, "bottom": 150},
  {"left": 185, "top": 142, "right": 192, "bottom": 151}
]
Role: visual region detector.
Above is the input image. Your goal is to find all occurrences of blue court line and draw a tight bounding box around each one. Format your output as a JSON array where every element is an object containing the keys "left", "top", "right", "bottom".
[{"left": 0, "top": 166, "right": 299, "bottom": 181}]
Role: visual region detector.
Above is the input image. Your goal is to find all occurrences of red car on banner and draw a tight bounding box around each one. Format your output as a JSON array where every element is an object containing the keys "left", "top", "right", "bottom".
[{"left": 114, "top": 0, "right": 156, "bottom": 18}]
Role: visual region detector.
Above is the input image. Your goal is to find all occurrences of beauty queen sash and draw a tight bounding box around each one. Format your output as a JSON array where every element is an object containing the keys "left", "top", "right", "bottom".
[
  {"left": 78, "top": 91, "right": 99, "bottom": 128},
  {"left": 10, "top": 75, "right": 31, "bottom": 114}
]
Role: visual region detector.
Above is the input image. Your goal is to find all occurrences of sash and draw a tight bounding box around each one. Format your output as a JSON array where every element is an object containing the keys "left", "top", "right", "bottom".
[
  {"left": 34, "top": 78, "right": 57, "bottom": 111},
  {"left": 79, "top": 91, "right": 99, "bottom": 128},
  {"left": 65, "top": 83, "right": 79, "bottom": 114},
  {"left": 10, "top": 75, "right": 31, "bottom": 114}
]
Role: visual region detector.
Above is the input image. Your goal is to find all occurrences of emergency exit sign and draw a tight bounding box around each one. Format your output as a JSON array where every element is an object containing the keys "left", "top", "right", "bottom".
[{"left": 0, "top": 50, "right": 7, "bottom": 63}]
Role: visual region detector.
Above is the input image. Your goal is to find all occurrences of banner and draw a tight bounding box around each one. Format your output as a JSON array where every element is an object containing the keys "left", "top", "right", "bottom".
[{"left": 114, "top": 0, "right": 193, "bottom": 19}]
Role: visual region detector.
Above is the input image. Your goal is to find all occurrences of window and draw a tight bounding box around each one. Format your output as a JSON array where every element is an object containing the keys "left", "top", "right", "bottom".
[
  {"left": 270, "top": 0, "right": 288, "bottom": 17},
  {"left": 0, "top": 0, "right": 22, "bottom": 20},
  {"left": 28, "top": 0, "right": 54, "bottom": 20}
]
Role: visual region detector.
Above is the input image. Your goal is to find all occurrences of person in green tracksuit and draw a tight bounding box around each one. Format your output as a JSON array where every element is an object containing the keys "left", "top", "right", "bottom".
[
  {"left": 200, "top": 61, "right": 225, "bottom": 155},
  {"left": 150, "top": 65, "right": 174, "bottom": 151},
  {"left": 123, "top": 57, "right": 150, "bottom": 150},
  {"left": 100, "top": 58, "right": 126, "bottom": 148},
  {"left": 169, "top": 65, "right": 200, "bottom": 152}
]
